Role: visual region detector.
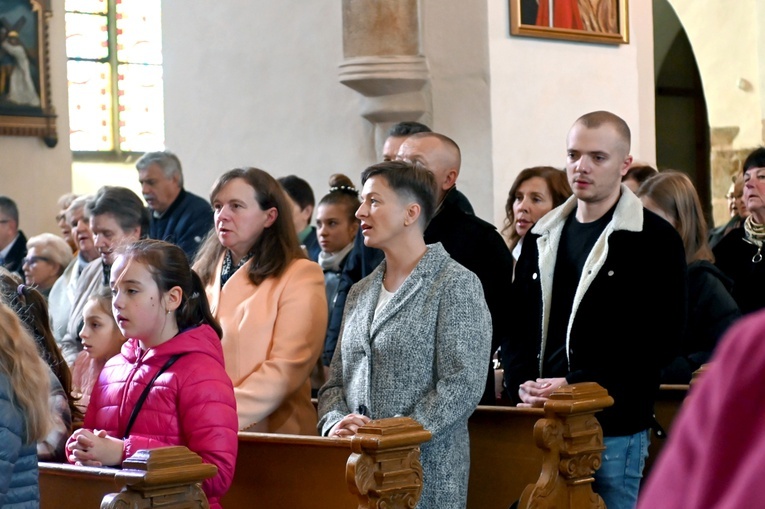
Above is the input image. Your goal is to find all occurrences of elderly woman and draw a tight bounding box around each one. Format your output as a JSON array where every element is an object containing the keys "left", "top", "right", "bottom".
[
  {"left": 714, "top": 147, "right": 765, "bottom": 315},
  {"left": 23, "top": 233, "right": 73, "bottom": 299},
  {"left": 317, "top": 161, "right": 491, "bottom": 509},
  {"left": 194, "top": 167, "right": 327, "bottom": 434},
  {"left": 48, "top": 195, "right": 100, "bottom": 344}
]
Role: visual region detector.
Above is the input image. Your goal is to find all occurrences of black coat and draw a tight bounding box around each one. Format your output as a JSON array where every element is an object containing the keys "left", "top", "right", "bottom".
[
  {"left": 503, "top": 192, "right": 687, "bottom": 436},
  {"left": 713, "top": 227, "right": 765, "bottom": 315},
  {"left": 2, "top": 230, "right": 26, "bottom": 278}
]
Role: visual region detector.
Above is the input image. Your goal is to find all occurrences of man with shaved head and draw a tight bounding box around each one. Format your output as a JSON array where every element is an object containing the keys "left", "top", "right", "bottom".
[
  {"left": 397, "top": 132, "right": 473, "bottom": 215},
  {"left": 397, "top": 131, "right": 514, "bottom": 405},
  {"left": 503, "top": 111, "right": 687, "bottom": 509}
]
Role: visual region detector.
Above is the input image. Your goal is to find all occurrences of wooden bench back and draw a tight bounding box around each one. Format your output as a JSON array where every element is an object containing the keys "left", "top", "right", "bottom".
[
  {"left": 40, "top": 417, "right": 431, "bottom": 509},
  {"left": 40, "top": 381, "right": 645, "bottom": 509}
]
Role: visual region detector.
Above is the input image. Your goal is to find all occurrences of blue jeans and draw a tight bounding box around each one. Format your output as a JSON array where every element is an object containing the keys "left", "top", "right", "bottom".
[{"left": 592, "top": 430, "right": 649, "bottom": 509}]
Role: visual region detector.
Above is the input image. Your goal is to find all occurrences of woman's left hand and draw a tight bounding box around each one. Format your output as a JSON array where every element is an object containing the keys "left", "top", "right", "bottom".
[{"left": 328, "top": 413, "right": 371, "bottom": 438}]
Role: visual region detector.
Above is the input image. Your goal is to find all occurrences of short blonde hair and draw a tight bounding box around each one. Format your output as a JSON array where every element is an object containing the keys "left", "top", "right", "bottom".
[{"left": 26, "top": 233, "right": 73, "bottom": 272}]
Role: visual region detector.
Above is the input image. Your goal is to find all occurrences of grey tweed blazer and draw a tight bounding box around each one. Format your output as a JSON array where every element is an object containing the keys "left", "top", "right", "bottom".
[{"left": 318, "top": 243, "right": 491, "bottom": 509}]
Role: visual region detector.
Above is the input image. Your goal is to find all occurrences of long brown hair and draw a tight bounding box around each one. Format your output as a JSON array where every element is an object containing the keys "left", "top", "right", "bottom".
[
  {"left": 0, "top": 269, "right": 83, "bottom": 423},
  {"left": 502, "top": 166, "right": 572, "bottom": 249},
  {"left": 194, "top": 168, "right": 305, "bottom": 287},
  {"left": 637, "top": 170, "right": 713, "bottom": 265}
]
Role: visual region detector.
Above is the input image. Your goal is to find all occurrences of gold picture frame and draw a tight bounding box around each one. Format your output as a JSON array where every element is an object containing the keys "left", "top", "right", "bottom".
[
  {"left": 0, "top": 0, "right": 57, "bottom": 147},
  {"left": 510, "top": 0, "right": 629, "bottom": 45}
]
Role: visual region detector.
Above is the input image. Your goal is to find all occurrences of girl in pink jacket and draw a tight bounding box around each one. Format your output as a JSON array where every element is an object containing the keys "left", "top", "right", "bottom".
[{"left": 66, "top": 239, "right": 238, "bottom": 509}]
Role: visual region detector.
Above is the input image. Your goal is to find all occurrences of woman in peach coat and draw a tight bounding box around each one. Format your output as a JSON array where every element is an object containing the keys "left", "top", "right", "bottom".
[{"left": 194, "top": 167, "right": 327, "bottom": 434}]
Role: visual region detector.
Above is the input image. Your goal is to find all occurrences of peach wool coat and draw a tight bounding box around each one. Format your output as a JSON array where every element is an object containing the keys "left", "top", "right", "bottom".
[{"left": 205, "top": 256, "right": 328, "bottom": 434}]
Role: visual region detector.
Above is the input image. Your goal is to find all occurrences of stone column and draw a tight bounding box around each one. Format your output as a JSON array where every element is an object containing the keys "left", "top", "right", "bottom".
[{"left": 339, "top": 0, "right": 431, "bottom": 154}]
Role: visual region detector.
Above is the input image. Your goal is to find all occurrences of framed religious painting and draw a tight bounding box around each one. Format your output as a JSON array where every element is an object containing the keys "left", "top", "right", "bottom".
[
  {"left": 510, "top": 0, "right": 629, "bottom": 45},
  {"left": 0, "top": 0, "right": 57, "bottom": 147}
]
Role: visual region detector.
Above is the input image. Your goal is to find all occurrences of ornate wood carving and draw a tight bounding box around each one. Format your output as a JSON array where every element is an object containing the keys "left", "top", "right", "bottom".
[
  {"left": 347, "top": 416, "right": 432, "bottom": 509},
  {"left": 517, "top": 382, "right": 614, "bottom": 509},
  {"left": 101, "top": 446, "right": 217, "bottom": 509}
]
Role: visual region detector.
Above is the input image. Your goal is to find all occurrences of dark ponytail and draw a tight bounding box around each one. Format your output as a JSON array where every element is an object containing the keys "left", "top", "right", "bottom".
[
  {"left": 176, "top": 270, "right": 222, "bottom": 339},
  {"left": 118, "top": 239, "right": 222, "bottom": 339}
]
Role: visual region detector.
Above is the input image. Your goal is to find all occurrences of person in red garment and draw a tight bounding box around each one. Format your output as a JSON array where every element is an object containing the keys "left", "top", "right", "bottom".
[{"left": 636, "top": 309, "right": 764, "bottom": 509}]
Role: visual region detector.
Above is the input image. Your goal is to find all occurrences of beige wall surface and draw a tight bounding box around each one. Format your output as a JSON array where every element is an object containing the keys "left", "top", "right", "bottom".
[
  {"left": 161, "top": 0, "right": 496, "bottom": 221},
  {"left": 669, "top": 0, "right": 763, "bottom": 149},
  {"left": 0, "top": 1, "right": 72, "bottom": 239},
  {"left": 8, "top": 1, "right": 765, "bottom": 237},
  {"left": 487, "top": 0, "right": 657, "bottom": 226}
]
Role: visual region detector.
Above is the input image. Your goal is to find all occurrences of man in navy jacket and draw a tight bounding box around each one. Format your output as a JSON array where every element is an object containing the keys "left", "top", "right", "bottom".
[{"left": 136, "top": 151, "right": 213, "bottom": 260}]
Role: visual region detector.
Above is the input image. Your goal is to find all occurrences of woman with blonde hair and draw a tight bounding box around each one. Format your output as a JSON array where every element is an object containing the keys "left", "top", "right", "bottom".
[
  {"left": 194, "top": 167, "right": 327, "bottom": 434},
  {"left": 637, "top": 171, "right": 741, "bottom": 382},
  {"left": 0, "top": 299, "right": 52, "bottom": 505}
]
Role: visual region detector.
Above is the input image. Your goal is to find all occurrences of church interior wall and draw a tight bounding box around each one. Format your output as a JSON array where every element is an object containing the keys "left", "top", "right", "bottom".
[
  {"left": 486, "top": 0, "right": 656, "bottom": 226},
  {"left": 4, "top": 1, "right": 765, "bottom": 238},
  {"left": 0, "top": 0, "right": 71, "bottom": 239}
]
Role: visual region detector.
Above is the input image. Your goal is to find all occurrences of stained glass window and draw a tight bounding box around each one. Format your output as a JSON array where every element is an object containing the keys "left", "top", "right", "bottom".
[{"left": 65, "top": 0, "right": 164, "bottom": 153}]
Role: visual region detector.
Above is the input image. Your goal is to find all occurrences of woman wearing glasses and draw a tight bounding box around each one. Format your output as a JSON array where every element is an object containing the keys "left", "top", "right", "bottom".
[{"left": 23, "top": 233, "right": 73, "bottom": 299}]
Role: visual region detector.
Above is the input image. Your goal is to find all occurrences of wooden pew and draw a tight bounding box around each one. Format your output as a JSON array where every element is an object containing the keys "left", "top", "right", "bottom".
[
  {"left": 468, "top": 382, "right": 614, "bottom": 509},
  {"left": 647, "top": 383, "right": 689, "bottom": 475},
  {"left": 40, "top": 417, "right": 431, "bottom": 509},
  {"left": 467, "top": 404, "right": 544, "bottom": 508},
  {"left": 42, "top": 381, "right": 622, "bottom": 509},
  {"left": 40, "top": 446, "right": 216, "bottom": 509},
  {"left": 223, "top": 416, "right": 431, "bottom": 508}
]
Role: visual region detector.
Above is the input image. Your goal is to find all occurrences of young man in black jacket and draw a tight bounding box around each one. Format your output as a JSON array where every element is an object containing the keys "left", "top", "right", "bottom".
[{"left": 503, "top": 111, "right": 687, "bottom": 509}]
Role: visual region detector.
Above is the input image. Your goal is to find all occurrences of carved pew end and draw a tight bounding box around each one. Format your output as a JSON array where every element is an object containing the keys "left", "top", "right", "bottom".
[
  {"left": 348, "top": 417, "right": 432, "bottom": 509},
  {"left": 102, "top": 446, "right": 217, "bottom": 509},
  {"left": 517, "top": 382, "right": 614, "bottom": 509}
]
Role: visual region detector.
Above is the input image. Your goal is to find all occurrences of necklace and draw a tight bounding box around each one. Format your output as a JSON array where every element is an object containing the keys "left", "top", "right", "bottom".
[{"left": 743, "top": 215, "right": 765, "bottom": 263}]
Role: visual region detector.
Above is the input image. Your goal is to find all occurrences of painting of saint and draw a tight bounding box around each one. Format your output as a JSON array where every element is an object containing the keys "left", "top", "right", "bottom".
[{"left": 0, "top": 0, "right": 41, "bottom": 111}]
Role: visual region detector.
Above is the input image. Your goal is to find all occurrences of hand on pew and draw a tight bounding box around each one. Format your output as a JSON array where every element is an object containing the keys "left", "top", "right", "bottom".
[
  {"left": 517, "top": 377, "right": 568, "bottom": 408},
  {"left": 327, "top": 412, "right": 371, "bottom": 437},
  {"left": 66, "top": 428, "right": 124, "bottom": 466}
]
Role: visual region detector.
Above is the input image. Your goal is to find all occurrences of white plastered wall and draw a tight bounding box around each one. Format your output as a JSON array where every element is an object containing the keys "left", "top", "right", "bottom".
[
  {"left": 161, "top": 0, "right": 496, "bottom": 221},
  {"left": 486, "top": 0, "right": 657, "bottom": 227}
]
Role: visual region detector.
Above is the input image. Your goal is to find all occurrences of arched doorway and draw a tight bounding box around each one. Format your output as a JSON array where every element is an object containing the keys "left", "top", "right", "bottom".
[{"left": 653, "top": 0, "right": 711, "bottom": 221}]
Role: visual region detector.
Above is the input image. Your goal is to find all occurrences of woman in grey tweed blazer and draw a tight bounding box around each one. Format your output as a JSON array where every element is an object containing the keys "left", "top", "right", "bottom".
[{"left": 318, "top": 161, "right": 492, "bottom": 509}]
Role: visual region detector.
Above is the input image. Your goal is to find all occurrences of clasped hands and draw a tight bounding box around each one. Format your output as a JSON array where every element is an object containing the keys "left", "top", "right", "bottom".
[
  {"left": 66, "top": 428, "right": 125, "bottom": 467},
  {"left": 517, "top": 377, "right": 568, "bottom": 408}
]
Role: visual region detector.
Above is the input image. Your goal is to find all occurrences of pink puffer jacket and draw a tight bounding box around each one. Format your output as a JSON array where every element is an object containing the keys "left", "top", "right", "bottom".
[{"left": 68, "top": 324, "right": 238, "bottom": 509}]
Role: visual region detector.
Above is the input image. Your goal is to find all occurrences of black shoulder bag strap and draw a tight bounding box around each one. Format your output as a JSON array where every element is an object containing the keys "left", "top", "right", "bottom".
[{"left": 122, "top": 353, "right": 185, "bottom": 439}]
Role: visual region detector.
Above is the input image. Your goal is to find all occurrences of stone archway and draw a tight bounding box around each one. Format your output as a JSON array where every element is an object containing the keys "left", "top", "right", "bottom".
[{"left": 658, "top": 0, "right": 765, "bottom": 226}]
